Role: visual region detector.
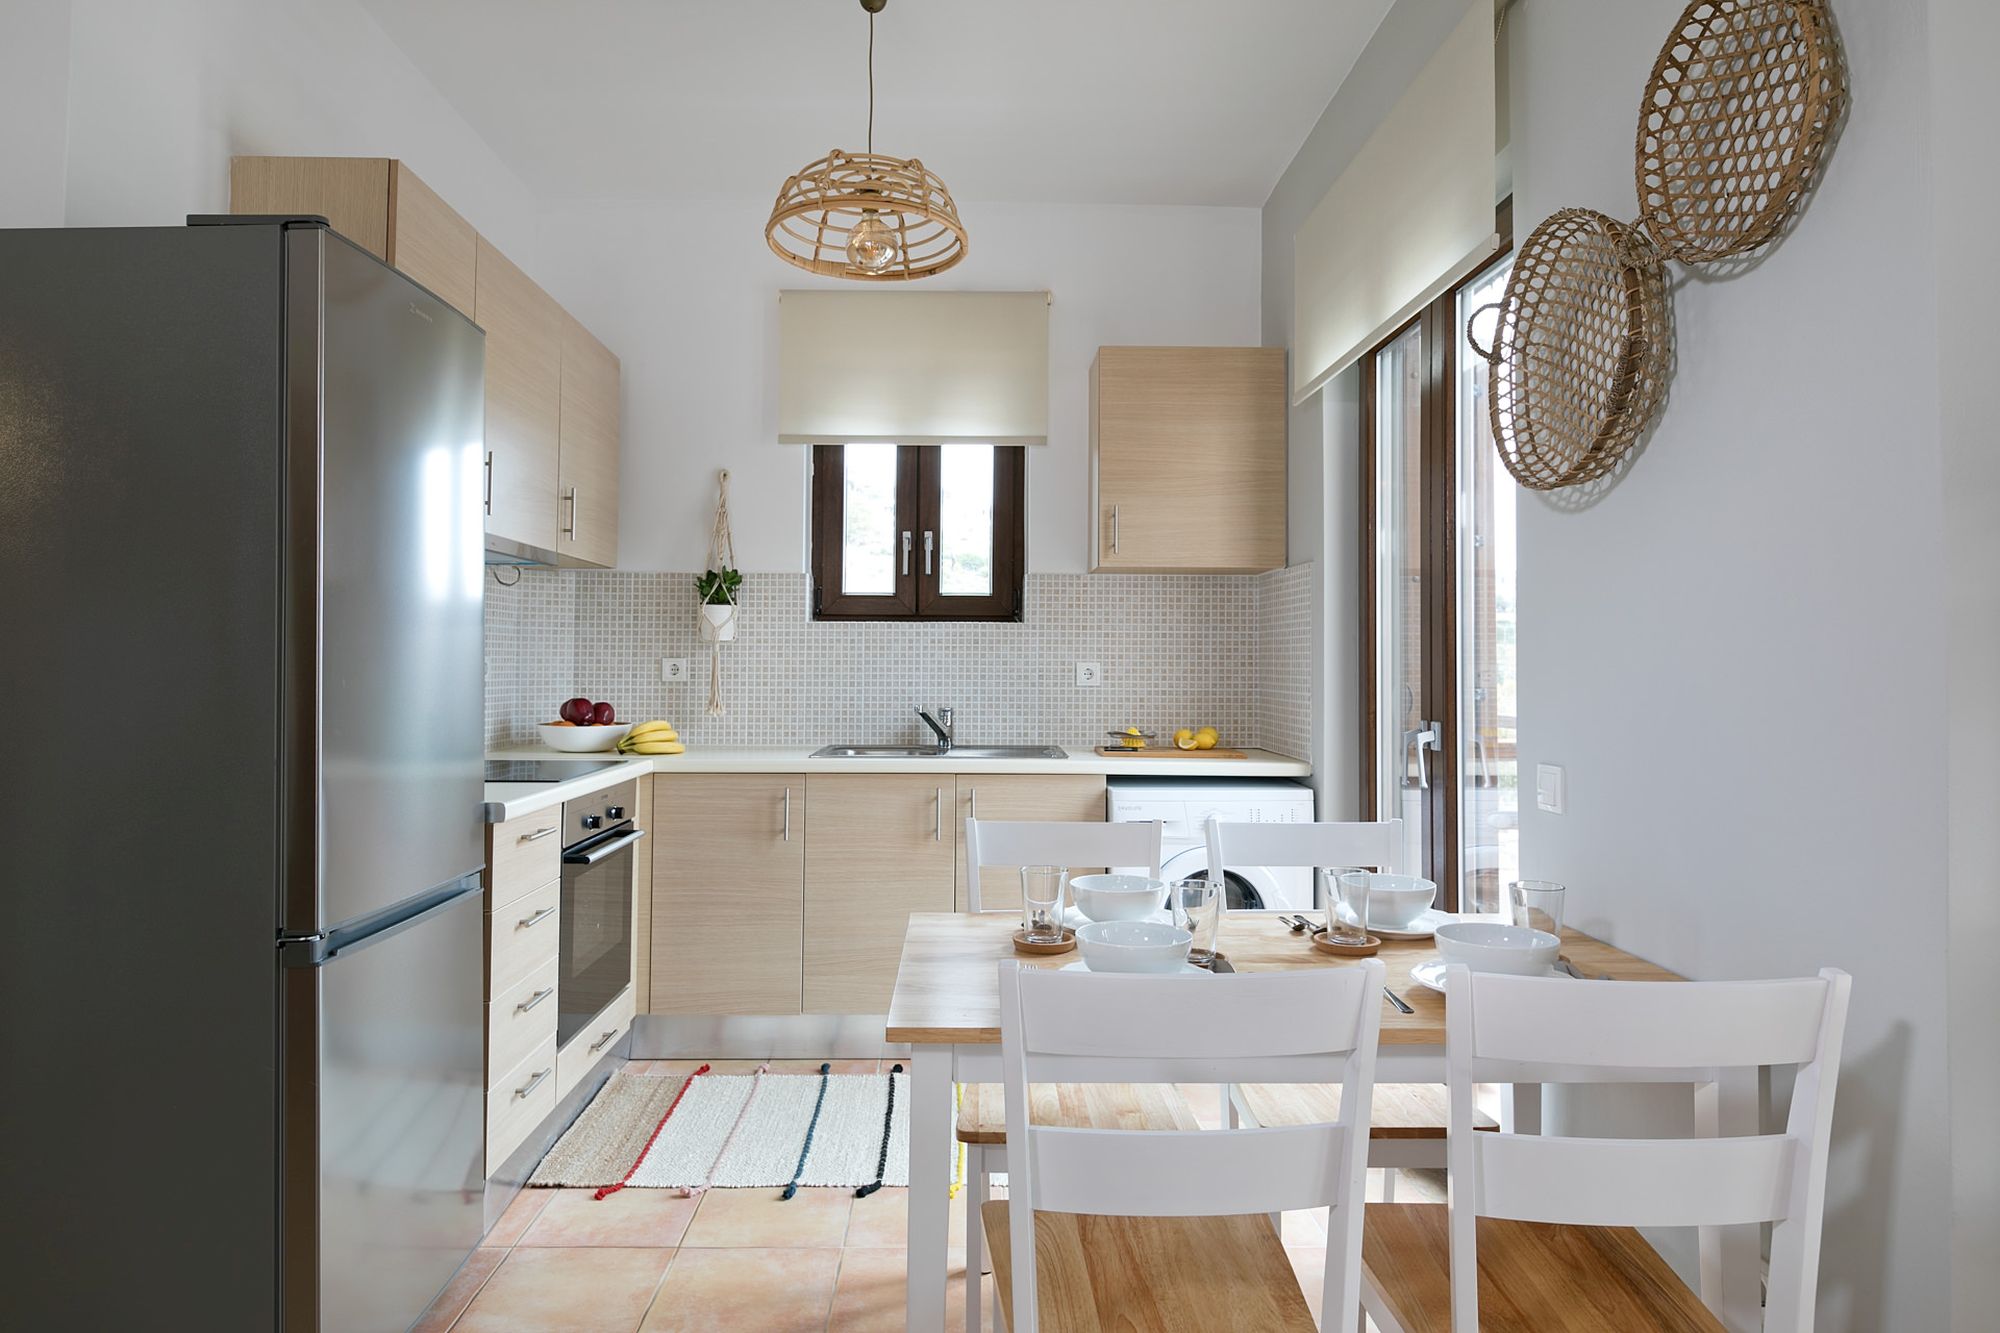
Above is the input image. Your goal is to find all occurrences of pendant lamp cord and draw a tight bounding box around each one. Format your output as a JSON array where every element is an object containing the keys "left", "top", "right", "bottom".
[{"left": 866, "top": 11, "right": 875, "bottom": 155}]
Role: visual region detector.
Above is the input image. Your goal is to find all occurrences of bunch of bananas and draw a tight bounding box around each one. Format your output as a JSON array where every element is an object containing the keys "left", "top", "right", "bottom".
[{"left": 618, "top": 720, "right": 684, "bottom": 755}]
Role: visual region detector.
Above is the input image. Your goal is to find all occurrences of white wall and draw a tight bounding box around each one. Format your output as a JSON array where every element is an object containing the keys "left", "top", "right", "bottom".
[
  {"left": 1512, "top": 1, "right": 1956, "bottom": 1325},
  {"left": 532, "top": 197, "right": 1262, "bottom": 573},
  {"left": 0, "top": 1, "right": 71, "bottom": 227},
  {"left": 50, "top": 0, "right": 539, "bottom": 263}
]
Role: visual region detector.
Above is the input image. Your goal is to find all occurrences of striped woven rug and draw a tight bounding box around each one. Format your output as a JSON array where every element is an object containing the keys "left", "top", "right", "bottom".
[{"left": 531, "top": 1065, "right": 912, "bottom": 1194}]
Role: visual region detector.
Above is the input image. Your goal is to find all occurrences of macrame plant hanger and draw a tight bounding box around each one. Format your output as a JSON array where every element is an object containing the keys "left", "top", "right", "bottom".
[{"left": 700, "top": 469, "right": 737, "bottom": 716}]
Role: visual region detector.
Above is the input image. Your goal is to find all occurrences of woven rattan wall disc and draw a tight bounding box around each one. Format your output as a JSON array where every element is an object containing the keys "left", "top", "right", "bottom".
[
  {"left": 1635, "top": 0, "right": 1846, "bottom": 264},
  {"left": 1473, "top": 209, "right": 1671, "bottom": 492}
]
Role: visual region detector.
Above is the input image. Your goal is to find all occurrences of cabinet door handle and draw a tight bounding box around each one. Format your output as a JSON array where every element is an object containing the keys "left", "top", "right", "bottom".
[
  {"left": 1111, "top": 504, "right": 1120, "bottom": 556},
  {"left": 514, "top": 986, "right": 554, "bottom": 1014},
  {"left": 588, "top": 1026, "right": 621, "bottom": 1053},
  {"left": 484, "top": 451, "right": 494, "bottom": 516},
  {"left": 519, "top": 826, "right": 557, "bottom": 843},
  {"left": 935, "top": 787, "right": 943, "bottom": 842},
  {"left": 782, "top": 787, "right": 792, "bottom": 842},
  {"left": 969, "top": 788, "right": 977, "bottom": 820},
  {"left": 563, "top": 486, "right": 579, "bottom": 542},
  {"left": 517, "top": 905, "right": 556, "bottom": 930},
  {"left": 513, "top": 1067, "right": 552, "bottom": 1100}
]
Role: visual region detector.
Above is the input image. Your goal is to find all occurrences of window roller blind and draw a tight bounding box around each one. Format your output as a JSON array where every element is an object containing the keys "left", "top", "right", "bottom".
[
  {"left": 1292, "top": 0, "right": 1499, "bottom": 405},
  {"left": 778, "top": 290, "right": 1050, "bottom": 443}
]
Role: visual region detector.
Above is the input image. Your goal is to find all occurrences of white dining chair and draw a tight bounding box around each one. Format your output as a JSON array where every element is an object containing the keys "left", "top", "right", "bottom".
[
  {"left": 1362, "top": 964, "right": 1853, "bottom": 1333},
  {"left": 958, "top": 816, "right": 1166, "bottom": 1331},
  {"left": 1204, "top": 817, "right": 1484, "bottom": 1202},
  {"left": 990, "top": 959, "right": 1384, "bottom": 1332}
]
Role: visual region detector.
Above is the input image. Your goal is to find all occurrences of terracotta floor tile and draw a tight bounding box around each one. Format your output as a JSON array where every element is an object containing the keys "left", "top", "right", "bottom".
[
  {"left": 409, "top": 1247, "right": 505, "bottom": 1333},
  {"left": 827, "top": 1247, "right": 978, "bottom": 1332},
  {"left": 454, "top": 1246, "right": 672, "bottom": 1333},
  {"left": 679, "top": 1186, "right": 853, "bottom": 1248},
  {"left": 520, "top": 1188, "right": 701, "bottom": 1248},
  {"left": 845, "top": 1186, "right": 970, "bottom": 1251},
  {"left": 638, "top": 1248, "right": 842, "bottom": 1332},
  {"left": 483, "top": 1187, "right": 555, "bottom": 1247},
  {"left": 1286, "top": 1246, "right": 1328, "bottom": 1322}
]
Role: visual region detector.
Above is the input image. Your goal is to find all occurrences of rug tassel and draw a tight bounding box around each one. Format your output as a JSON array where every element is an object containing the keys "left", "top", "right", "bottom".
[
  {"left": 595, "top": 1063, "right": 710, "bottom": 1201},
  {"left": 782, "top": 1063, "right": 834, "bottom": 1200},
  {"left": 855, "top": 1065, "right": 904, "bottom": 1199}
]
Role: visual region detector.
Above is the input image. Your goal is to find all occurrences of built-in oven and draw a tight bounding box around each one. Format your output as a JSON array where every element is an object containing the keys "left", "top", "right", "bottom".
[{"left": 557, "top": 779, "right": 644, "bottom": 1049}]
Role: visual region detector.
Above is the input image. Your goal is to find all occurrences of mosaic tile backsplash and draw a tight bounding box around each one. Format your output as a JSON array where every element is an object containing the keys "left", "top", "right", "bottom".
[{"left": 486, "top": 565, "right": 1316, "bottom": 757}]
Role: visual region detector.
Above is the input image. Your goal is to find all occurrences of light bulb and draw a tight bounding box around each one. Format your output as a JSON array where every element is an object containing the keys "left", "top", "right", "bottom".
[{"left": 846, "top": 213, "right": 899, "bottom": 273}]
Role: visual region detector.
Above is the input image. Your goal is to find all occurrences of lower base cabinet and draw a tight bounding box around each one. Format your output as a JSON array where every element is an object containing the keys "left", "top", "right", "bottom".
[
  {"left": 954, "top": 773, "right": 1108, "bottom": 913},
  {"left": 804, "top": 774, "right": 956, "bottom": 1014}
]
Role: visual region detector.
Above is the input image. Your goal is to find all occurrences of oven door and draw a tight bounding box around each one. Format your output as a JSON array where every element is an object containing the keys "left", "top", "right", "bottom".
[{"left": 557, "top": 826, "right": 644, "bottom": 1048}]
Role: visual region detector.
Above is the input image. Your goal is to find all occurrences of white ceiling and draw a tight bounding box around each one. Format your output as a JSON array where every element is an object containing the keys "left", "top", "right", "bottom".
[{"left": 358, "top": 0, "right": 1395, "bottom": 207}]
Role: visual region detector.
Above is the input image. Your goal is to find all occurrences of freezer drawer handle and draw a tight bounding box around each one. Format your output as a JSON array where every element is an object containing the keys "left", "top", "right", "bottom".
[
  {"left": 514, "top": 987, "right": 554, "bottom": 1015},
  {"left": 514, "top": 1067, "right": 552, "bottom": 1100},
  {"left": 588, "top": 1026, "right": 621, "bottom": 1053},
  {"left": 519, "top": 826, "right": 557, "bottom": 843},
  {"left": 562, "top": 828, "right": 647, "bottom": 866},
  {"left": 517, "top": 905, "right": 557, "bottom": 930}
]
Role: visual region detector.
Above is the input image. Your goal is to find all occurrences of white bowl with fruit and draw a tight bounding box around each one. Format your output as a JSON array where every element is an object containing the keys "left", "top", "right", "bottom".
[{"left": 539, "top": 698, "right": 633, "bottom": 753}]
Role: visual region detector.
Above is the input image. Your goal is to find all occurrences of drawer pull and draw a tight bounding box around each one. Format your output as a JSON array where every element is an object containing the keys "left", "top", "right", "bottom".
[
  {"left": 517, "top": 905, "right": 556, "bottom": 930},
  {"left": 519, "top": 826, "right": 557, "bottom": 843},
  {"left": 514, "top": 1067, "right": 552, "bottom": 1100},
  {"left": 514, "top": 987, "right": 554, "bottom": 1015},
  {"left": 588, "top": 1026, "right": 621, "bottom": 1054}
]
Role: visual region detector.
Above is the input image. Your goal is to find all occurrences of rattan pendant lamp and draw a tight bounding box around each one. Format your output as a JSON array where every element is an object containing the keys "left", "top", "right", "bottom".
[{"left": 765, "top": 0, "right": 968, "bottom": 281}]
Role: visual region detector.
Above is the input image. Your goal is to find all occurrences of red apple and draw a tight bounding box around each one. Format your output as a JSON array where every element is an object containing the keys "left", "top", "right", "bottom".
[
  {"left": 591, "top": 701, "right": 616, "bottom": 726},
  {"left": 560, "top": 696, "right": 593, "bottom": 724}
]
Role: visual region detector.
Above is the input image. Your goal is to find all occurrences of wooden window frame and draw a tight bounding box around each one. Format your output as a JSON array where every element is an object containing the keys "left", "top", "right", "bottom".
[{"left": 810, "top": 444, "right": 1025, "bottom": 622}]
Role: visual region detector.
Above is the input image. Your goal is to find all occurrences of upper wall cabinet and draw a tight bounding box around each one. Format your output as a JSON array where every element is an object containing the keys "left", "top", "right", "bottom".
[
  {"left": 230, "top": 157, "right": 478, "bottom": 317},
  {"left": 232, "top": 156, "right": 622, "bottom": 567},
  {"left": 556, "top": 310, "right": 621, "bottom": 569},
  {"left": 1089, "top": 346, "right": 1287, "bottom": 574}
]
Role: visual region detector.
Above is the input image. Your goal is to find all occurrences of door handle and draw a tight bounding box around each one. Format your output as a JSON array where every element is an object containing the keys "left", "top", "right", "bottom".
[
  {"left": 923, "top": 530, "right": 934, "bottom": 576},
  {"left": 517, "top": 905, "right": 556, "bottom": 930},
  {"left": 901, "top": 530, "right": 912, "bottom": 577},
  {"left": 783, "top": 787, "right": 791, "bottom": 842},
  {"left": 514, "top": 1067, "right": 552, "bottom": 1100},
  {"left": 483, "top": 451, "right": 493, "bottom": 516},
  {"left": 935, "top": 787, "right": 943, "bottom": 842},
  {"left": 519, "top": 826, "right": 557, "bottom": 843},
  {"left": 1405, "top": 722, "right": 1442, "bottom": 790},
  {"left": 514, "top": 986, "right": 554, "bottom": 1014},
  {"left": 588, "top": 1026, "right": 621, "bottom": 1053},
  {"left": 563, "top": 486, "right": 579, "bottom": 542},
  {"left": 1110, "top": 504, "right": 1120, "bottom": 556}
]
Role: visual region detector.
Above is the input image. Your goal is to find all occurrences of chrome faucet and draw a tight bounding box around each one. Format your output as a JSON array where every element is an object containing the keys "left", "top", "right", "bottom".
[{"left": 917, "top": 706, "right": 955, "bottom": 752}]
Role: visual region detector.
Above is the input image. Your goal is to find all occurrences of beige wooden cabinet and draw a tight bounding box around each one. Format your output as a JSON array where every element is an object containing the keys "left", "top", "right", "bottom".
[
  {"left": 650, "top": 774, "right": 806, "bottom": 1016},
  {"left": 229, "top": 157, "right": 477, "bottom": 316},
  {"left": 954, "top": 774, "right": 1108, "bottom": 913},
  {"left": 556, "top": 309, "right": 621, "bottom": 569},
  {"left": 1089, "top": 346, "right": 1287, "bottom": 573},
  {"left": 804, "top": 774, "right": 956, "bottom": 1014},
  {"left": 474, "top": 238, "right": 563, "bottom": 561},
  {"left": 482, "top": 811, "right": 564, "bottom": 1175}
]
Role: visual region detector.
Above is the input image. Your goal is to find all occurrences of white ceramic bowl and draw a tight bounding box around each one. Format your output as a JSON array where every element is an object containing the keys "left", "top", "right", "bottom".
[
  {"left": 1075, "top": 920, "right": 1193, "bottom": 973},
  {"left": 537, "top": 721, "right": 634, "bottom": 753},
  {"left": 1433, "top": 920, "right": 1560, "bottom": 975},
  {"left": 1336, "top": 873, "right": 1437, "bottom": 931},
  {"left": 1069, "top": 873, "right": 1167, "bottom": 923}
]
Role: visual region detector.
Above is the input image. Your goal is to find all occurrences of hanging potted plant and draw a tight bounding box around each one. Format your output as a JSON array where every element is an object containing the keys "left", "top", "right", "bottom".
[{"left": 695, "top": 566, "right": 741, "bottom": 642}]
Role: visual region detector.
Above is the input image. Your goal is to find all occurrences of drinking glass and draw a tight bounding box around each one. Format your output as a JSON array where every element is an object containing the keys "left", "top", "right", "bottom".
[
  {"left": 1020, "top": 865, "right": 1068, "bottom": 943},
  {"left": 1329, "top": 871, "right": 1374, "bottom": 945},
  {"left": 1508, "top": 879, "right": 1566, "bottom": 935},
  {"left": 1171, "top": 877, "right": 1221, "bottom": 966}
]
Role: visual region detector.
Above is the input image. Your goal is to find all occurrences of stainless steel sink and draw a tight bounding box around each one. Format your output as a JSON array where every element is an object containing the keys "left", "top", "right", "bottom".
[{"left": 811, "top": 744, "right": 1068, "bottom": 760}]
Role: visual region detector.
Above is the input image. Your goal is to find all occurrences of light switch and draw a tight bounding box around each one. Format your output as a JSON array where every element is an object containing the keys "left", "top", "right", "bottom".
[
  {"left": 1536, "top": 763, "right": 1566, "bottom": 815},
  {"left": 661, "top": 657, "right": 690, "bottom": 684},
  {"left": 1076, "top": 661, "right": 1101, "bottom": 688}
]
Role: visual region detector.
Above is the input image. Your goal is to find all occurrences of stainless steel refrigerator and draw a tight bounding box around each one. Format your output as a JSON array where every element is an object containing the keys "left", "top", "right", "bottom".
[{"left": 0, "top": 218, "right": 489, "bottom": 1330}]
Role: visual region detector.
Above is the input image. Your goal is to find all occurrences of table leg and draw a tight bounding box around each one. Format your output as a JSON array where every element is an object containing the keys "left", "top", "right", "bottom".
[
  {"left": 1697, "top": 1069, "right": 1763, "bottom": 1332},
  {"left": 1504, "top": 1082, "right": 1542, "bottom": 1135},
  {"left": 907, "top": 1045, "right": 952, "bottom": 1332}
]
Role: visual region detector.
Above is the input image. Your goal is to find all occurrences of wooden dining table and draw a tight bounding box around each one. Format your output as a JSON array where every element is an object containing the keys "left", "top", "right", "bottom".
[{"left": 885, "top": 911, "right": 1766, "bottom": 1332}]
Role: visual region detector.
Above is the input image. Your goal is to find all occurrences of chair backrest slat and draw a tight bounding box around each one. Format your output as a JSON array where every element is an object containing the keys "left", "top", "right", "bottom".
[
  {"left": 1013, "top": 968, "right": 1363, "bottom": 1060},
  {"left": 1028, "top": 1124, "right": 1351, "bottom": 1218},
  {"left": 1205, "top": 817, "right": 1402, "bottom": 883},
  {"left": 964, "top": 817, "right": 1163, "bottom": 913},
  {"left": 1465, "top": 972, "right": 1830, "bottom": 1069},
  {"left": 1473, "top": 1132, "right": 1795, "bottom": 1228}
]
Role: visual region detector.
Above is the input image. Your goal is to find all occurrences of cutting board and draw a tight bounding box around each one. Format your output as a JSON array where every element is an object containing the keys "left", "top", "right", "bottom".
[{"left": 1094, "top": 746, "right": 1250, "bottom": 759}]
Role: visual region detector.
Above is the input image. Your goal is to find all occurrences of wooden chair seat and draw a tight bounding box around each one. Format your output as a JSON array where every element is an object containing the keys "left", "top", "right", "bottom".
[
  {"left": 983, "top": 1201, "right": 1317, "bottom": 1332},
  {"left": 957, "top": 1081, "right": 1196, "bottom": 1145},
  {"left": 1360, "top": 1203, "right": 1725, "bottom": 1333},
  {"left": 1237, "top": 1082, "right": 1499, "bottom": 1138}
]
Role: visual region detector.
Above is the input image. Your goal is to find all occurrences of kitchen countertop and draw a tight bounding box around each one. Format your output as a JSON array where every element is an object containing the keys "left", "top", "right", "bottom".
[{"left": 482, "top": 744, "right": 1312, "bottom": 822}]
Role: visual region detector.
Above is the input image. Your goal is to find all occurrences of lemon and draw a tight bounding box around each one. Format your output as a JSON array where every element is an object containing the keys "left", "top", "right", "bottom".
[
  {"left": 1194, "top": 726, "right": 1219, "bottom": 750},
  {"left": 1174, "top": 728, "right": 1197, "bottom": 750},
  {"left": 1124, "top": 726, "right": 1141, "bottom": 736}
]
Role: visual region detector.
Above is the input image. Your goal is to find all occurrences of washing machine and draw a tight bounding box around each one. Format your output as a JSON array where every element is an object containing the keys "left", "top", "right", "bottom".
[{"left": 1106, "top": 776, "right": 1317, "bottom": 912}]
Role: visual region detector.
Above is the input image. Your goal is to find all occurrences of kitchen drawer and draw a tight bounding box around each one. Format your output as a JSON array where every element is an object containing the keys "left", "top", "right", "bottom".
[
  {"left": 488, "top": 877, "right": 560, "bottom": 999},
  {"left": 488, "top": 956, "right": 559, "bottom": 1088},
  {"left": 486, "top": 1034, "right": 558, "bottom": 1176},
  {"left": 487, "top": 810, "right": 562, "bottom": 909},
  {"left": 556, "top": 985, "right": 635, "bottom": 1101}
]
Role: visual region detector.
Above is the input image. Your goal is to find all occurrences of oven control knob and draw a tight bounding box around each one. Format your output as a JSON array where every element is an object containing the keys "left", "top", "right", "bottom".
[
  {"left": 607, "top": 806, "right": 626, "bottom": 820},
  {"left": 581, "top": 814, "right": 602, "bottom": 830}
]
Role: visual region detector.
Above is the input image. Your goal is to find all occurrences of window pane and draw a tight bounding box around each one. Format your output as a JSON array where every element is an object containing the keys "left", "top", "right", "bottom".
[
  {"left": 841, "top": 443, "right": 899, "bottom": 595},
  {"left": 1373, "top": 324, "right": 1427, "bottom": 882},
  {"left": 937, "top": 445, "right": 994, "bottom": 597},
  {"left": 1455, "top": 258, "right": 1519, "bottom": 914}
]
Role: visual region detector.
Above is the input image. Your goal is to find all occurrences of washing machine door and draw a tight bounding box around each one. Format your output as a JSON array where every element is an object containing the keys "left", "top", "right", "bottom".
[{"left": 1158, "top": 845, "right": 1280, "bottom": 912}]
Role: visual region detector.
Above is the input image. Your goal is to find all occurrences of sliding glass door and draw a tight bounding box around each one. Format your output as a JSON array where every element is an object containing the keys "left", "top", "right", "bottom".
[{"left": 1364, "top": 252, "right": 1516, "bottom": 911}]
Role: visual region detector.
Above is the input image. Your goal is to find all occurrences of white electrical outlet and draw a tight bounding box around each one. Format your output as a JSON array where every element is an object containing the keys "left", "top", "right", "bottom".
[
  {"left": 1076, "top": 661, "right": 1101, "bottom": 688},
  {"left": 661, "top": 657, "right": 690, "bottom": 684},
  {"left": 1536, "top": 763, "right": 1566, "bottom": 815}
]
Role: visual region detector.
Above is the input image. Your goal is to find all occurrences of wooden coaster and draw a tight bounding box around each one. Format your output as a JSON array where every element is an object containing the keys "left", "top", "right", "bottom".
[
  {"left": 1311, "top": 930, "right": 1381, "bottom": 957},
  {"left": 1013, "top": 928, "right": 1077, "bottom": 956}
]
